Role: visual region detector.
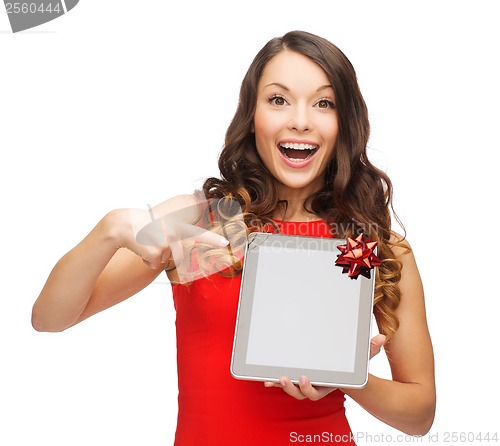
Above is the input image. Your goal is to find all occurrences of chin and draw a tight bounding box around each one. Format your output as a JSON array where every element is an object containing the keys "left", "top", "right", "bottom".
[{"left": 277, "top": 174, "right": 323, "bottom": 193}]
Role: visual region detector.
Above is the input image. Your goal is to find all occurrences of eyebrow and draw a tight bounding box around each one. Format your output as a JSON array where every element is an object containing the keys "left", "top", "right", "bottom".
[{"left": 263, "top": 82, "right": 333, "bottom": 92}]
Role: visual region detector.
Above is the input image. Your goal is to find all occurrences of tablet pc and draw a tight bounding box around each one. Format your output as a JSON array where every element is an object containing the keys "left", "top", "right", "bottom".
[{"left": 231, "top": 232, "right": 375, "bottom": 389}]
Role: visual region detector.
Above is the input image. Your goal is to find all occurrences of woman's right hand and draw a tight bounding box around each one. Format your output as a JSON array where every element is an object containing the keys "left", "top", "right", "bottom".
[
  {"left": 106, "top": 207, "right": 172, "bottom": 270},
  {"left": 109, "top": 206, "right": 230, "bottom": 271},
  {"left": 32, "top": 195, "right": 230, "bottom": 331}
]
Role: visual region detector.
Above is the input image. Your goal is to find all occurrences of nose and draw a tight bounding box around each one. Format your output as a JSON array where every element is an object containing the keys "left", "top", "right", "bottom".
[{"left": 288, "top": 103, "right": 311, "bottom": 132}]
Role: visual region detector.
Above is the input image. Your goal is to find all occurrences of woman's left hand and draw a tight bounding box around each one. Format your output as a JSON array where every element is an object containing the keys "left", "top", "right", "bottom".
[{"left": 264, "top": 334, "right": 386, "bottom": 401}]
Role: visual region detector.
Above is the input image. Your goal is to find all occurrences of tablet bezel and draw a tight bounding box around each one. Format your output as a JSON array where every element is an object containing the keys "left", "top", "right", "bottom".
[{"left": 230, "top": 232, "right": 375, "bottom": 389}]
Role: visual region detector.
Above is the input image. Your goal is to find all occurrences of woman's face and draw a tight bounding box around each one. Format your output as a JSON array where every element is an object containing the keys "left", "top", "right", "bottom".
[{"left": 253, "top": 50, "right": 339, "bottom": 193}]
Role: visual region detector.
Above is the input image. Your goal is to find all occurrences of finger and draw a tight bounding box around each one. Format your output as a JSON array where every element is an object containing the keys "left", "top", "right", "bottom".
[
  {"left": 297, "top": 375, "right": 317, "bottom": 400},
  {"left": 263, "top": 381, "right": 282, "bottom": 388},
  {"left": 160, "top": 248, "right": 172, "bottom": 265},
  {"left": 369, "top": 334, "right": 387, "bottom": 359},
  {"left": 297, "top": 376, "right": 337, "bottom": 401},
  {"left": 176, "top": 222, "right": 229, "bottom": 247},
  {"left": 278, "top": 376, "right": 307, "bottom": 400},
  {"left": 166, "top": 224, "right": 230, "bottom": 275},
  {"left": 135, "top": 213, "right": 229, "bottom": 249},
  {"left": 141, "top": 247, "right": 169, "bottom": 270},
  {"left": 195, "top": 229, "right": 230, "bottom": 247}
]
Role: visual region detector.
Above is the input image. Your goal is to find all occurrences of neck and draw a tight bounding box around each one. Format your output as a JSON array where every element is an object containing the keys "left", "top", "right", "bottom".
[{"left": 275, "top": 183, "right": 321, "bottom": 222}]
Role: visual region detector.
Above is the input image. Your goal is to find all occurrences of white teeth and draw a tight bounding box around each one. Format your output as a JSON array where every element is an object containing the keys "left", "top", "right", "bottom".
[{"left": 279, "top": 142, "right": 318, "bottom": 150}]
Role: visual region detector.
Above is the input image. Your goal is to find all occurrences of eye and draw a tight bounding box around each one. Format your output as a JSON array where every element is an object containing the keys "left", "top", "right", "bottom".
[
  {"left": 316, "top": 99, "right": 335, "bottom": 109},
  {"left": 268, "top": 95, "right": 288, "bottom": 106}
]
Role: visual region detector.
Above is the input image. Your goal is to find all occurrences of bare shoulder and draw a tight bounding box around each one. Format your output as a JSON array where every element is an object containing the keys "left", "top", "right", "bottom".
[
  {"left": 388, "top": 231, "right": 414, "bottom": 260},
  {"left": 387, "top": 231, "right": 422, "bottom": 288}
]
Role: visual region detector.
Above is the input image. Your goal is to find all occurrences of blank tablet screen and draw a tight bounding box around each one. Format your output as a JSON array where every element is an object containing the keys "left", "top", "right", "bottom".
[{"left": 231, "top": 232, "right": 375, "bottom": 388}]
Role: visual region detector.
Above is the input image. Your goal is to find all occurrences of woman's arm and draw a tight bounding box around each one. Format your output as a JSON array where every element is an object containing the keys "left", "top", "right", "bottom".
[
  {"left": 32, "top": 194, "right": 222, "bottom": 332},
  {"left": 343, "top": 243, "right": 436, "bottom": 435},
  {"left": 31, "top": 208, "right": 166, "bottom": 332}
]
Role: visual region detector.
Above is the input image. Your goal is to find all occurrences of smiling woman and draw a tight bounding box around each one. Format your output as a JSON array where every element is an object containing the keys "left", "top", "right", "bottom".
[{"left": 32, "top": 30, "right": 435, "bottom": 445}]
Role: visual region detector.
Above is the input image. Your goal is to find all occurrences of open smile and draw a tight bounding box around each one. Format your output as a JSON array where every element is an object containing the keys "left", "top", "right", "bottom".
[{"left": 277, "top": 142, "right": 319, "bottom": 165}]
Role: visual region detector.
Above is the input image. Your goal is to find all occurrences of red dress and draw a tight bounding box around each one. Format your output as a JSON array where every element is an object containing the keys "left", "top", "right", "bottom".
[{"left": 172, "top": 220, "right": 356, "bottom": 445}]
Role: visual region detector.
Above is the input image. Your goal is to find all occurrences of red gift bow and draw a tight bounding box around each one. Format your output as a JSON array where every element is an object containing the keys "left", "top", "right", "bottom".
[{"left": 335, "top": 233, "right": 382, "bottom": 279}]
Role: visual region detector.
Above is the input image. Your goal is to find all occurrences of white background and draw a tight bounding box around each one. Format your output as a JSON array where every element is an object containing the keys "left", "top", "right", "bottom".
[{"left": 1, "top": 1, "right": 498, "bottom": 444}]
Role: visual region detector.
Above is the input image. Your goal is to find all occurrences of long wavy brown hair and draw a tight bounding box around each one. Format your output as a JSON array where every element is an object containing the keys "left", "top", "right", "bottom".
[{"left": 202, "top": 30, "right": 408, "bottom": 340}]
